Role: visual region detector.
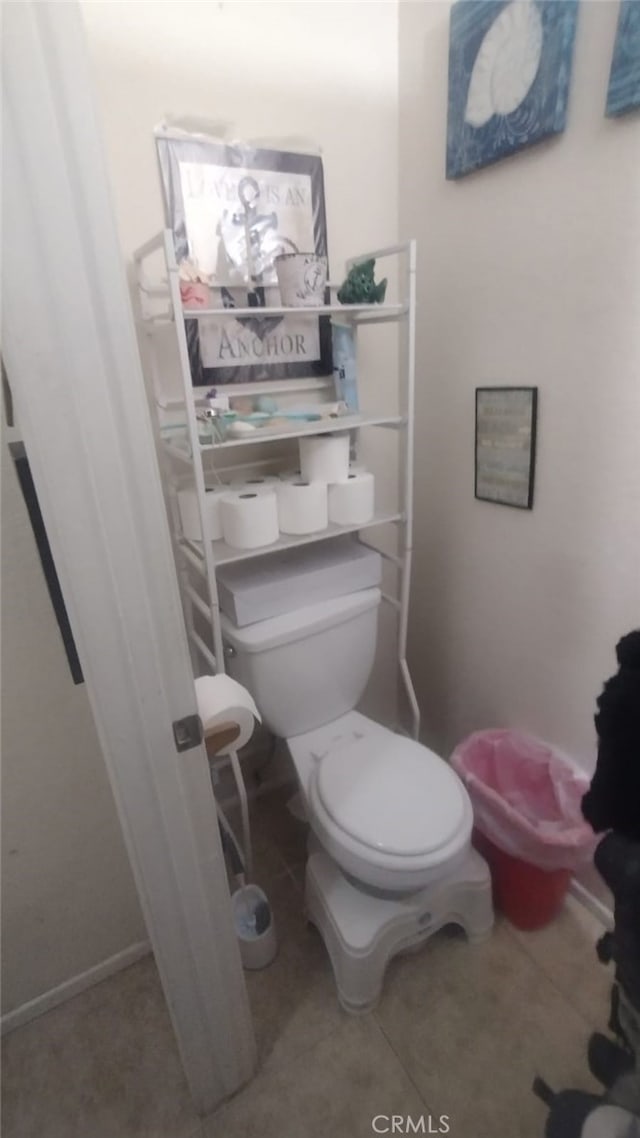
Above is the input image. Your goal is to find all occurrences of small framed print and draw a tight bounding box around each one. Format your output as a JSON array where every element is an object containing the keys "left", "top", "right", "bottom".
[{"left": 475, "top": 387, "right": 538, "bottom": 509}]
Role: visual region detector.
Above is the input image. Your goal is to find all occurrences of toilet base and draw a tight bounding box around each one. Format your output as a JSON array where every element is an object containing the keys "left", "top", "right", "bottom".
[{"left": 304, "top": 846, "right": 494, "bottom": 1014}]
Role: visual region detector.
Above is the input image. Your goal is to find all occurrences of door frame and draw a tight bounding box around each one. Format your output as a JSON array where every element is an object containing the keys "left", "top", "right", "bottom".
[{"left": 2, "top": 1, "right": 255, "bottom": 1114}]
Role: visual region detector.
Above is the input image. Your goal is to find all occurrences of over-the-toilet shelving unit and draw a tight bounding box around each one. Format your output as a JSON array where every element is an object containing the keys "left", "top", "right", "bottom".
[{"left": 133, "top": 231, "right": 420, "bottom": 871}]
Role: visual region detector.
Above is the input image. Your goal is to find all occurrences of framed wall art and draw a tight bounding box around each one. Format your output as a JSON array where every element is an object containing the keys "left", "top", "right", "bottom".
[
  {"left": 606, "top": 0, "right": 640, "bottom": 118},
  {"left": 156, "top": 130, "right": 332, "bottom": 385},
  {"left": 475, "top": 387, "right": 538, "bottom": 509},
  {"left": 446, "top": 0, "right": 579, "bottom": 179}
]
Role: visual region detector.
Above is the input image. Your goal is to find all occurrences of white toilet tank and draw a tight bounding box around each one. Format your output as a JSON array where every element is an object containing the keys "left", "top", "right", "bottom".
[{"left": 220, "top": 587, "right": 380, "bottom": 738}]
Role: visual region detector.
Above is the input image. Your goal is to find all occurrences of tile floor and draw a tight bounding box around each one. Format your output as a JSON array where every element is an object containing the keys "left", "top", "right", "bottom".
[{"left": 2, "top": 787, "right": 611, "bottom": 1138}]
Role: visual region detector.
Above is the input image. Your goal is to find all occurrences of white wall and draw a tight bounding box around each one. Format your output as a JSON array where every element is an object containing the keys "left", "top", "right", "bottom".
[
  {"left": 1, "top": 436, "right": 147, "bottom": 1017},
  {"left": 81, "top": 0, "right": 401, "bottom": 725},
  {"left": 81, "top": 0, "right": 398, "bottom": 271},
  {"left": 399, "top": 0, "right": 640, "bottom": 769}
]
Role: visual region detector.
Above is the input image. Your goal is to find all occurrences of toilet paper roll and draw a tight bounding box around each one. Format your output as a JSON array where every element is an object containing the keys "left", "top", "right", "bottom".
[
  {"left": 233, "top": 475, "right": 280, "bottom": 495},
  {"left": 221, "top": 489, "right": 279, "bottom": 549},
  {"left": 328, "top": 471, "right": 375, "bottom": 526},
  {"left": 299, "top": 433, "right": 349, "bottom": 484},
  {"left": 277, "top": 478, "right": 328, "bottom": 535},
  {"left": 194, "top": 674, "right": 261, "bottom": 756},
  {"left": 177, "top": 486, "right": 226, "bottom": 542}
]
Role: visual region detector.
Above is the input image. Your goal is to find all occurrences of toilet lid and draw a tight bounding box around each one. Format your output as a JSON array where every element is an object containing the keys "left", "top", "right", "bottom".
[{"left": 315, "top": 735, "right": 468, "bottom": 858}]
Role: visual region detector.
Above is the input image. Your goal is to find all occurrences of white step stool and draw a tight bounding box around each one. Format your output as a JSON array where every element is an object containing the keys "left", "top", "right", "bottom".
[{"left": 305, "top": 846, "right": 494, "bottom": 1013}]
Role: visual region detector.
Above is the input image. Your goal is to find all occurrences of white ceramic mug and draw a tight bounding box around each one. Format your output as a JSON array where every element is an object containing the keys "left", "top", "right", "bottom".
[{"left": 275, "top": 253, "right": 328, "bottom": 307}]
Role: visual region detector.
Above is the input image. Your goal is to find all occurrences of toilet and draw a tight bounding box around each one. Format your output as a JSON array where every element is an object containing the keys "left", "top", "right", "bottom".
[{"left": 221, "top": 584, "right": 494, "bottom": 1012}]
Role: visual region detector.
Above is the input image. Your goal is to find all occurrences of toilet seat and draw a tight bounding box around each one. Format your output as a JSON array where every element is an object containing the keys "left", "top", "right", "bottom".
[{"left": 308, "top": 733, "right": 473, "bottom": 893}]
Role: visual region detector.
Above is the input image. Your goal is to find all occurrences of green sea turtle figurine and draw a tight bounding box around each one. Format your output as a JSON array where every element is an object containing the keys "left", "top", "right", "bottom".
[{"left": 337, "top": 258, "right": 387, "bottom": 305}]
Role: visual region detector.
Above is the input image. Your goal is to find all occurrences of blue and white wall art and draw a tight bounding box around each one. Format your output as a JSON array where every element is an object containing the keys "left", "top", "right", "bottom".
[
  {"left": 606, "top": 0, "right": 640, "bottom": 117},
  {"left": 446, "top": 1, "right": 579, "bottom": 179}
]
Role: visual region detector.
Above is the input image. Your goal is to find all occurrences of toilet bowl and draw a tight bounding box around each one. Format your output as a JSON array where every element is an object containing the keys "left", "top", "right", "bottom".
[
  {"left": 288, "top": 712, "right": 473, "bottom": 893},
  {"left": 220, "top": 583, "right": 493, "bottom": 1008}
]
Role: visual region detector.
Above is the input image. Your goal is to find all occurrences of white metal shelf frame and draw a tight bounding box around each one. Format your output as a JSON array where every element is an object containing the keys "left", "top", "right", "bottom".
[
  {"left": 133, "top": 231, "right": 421, "bottom": 870},
  {"left": 175, "top": 301, "right": 408, "bottom": 321},
  {"left": 161, "top": 413, "right": 406, "bottom": 460},
  {"left": 179, "top": 512, "right": 404, "bottom": 568}
]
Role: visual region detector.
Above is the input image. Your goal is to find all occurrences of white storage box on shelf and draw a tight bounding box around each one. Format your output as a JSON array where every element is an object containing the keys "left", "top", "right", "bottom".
[{"left": 216, "top": 536, "right": 382, "bottom": 627}]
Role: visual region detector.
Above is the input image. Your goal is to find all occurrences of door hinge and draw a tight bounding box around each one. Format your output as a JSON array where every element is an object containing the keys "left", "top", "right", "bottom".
[{"left": 172, "top": 714, "right": 203, "bottom": 753}]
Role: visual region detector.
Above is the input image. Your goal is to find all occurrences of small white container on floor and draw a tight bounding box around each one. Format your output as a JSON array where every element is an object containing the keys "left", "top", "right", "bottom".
[{"left": 231, "top": 884, "right": 277, "bottom": 970}]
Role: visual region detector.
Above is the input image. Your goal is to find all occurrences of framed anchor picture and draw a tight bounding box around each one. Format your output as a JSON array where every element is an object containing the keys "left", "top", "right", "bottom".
[{"left": 156, "top": 128, "right": 332, "bottom": 385}]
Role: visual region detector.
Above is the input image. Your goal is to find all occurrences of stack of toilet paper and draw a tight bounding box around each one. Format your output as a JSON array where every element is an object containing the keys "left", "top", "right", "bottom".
[
  {"left": 297, "top": 434, "right": 375, "bottom": 530},
  {"left": 177, "top": 435, "right": 375, "bottom": 551},
  {"left": 273, "top": 433, "right": 375, "bottom": 537}
]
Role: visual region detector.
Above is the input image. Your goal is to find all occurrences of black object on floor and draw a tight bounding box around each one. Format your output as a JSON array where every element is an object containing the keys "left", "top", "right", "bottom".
[
  {"left": 589, "top": 1032, "right": 635, "bottom": 1089},
  {"left": 532, "top": 1077, "right": 556, "bottom": 1108},
  {"left": 536, "top": 1085, "right": 602, "bottom": 1138}
]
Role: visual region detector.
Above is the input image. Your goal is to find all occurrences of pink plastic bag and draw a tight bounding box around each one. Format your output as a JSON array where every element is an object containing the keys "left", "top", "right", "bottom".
[{"left": 450, "top": 729, "right": 598, "bottom": 871}]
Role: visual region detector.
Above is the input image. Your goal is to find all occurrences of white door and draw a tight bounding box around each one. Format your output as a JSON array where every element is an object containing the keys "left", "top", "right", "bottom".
[{"left": 2, "top": 0, "right": 255, "bottom": 1114}]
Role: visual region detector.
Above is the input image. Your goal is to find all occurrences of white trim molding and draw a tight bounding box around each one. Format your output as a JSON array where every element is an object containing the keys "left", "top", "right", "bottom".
[
  {"left": 3, "top": 1, "right": 255, "bottom": 1113},
  {"left": 1, "top": 943, "right": 152, "bottom": 1038},
  {"left": 569, "top": 879, "right": 614, "bottom": 932}
]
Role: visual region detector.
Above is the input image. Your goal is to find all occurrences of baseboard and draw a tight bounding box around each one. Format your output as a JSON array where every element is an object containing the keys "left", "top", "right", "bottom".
[
  {"left": 569, "top": 878, "right": 613, "bottom": 930},
  {"left": 1, "top": 940, "right": 151, "bottom": 1036}
]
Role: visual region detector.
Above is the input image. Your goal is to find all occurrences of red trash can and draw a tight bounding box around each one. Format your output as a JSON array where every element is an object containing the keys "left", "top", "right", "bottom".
[
  {"left": 472, "top": 829, "right": 572, "bottom": 931},
  {"left": 451, "top": 730, "right": 596, "bottom": 931}
]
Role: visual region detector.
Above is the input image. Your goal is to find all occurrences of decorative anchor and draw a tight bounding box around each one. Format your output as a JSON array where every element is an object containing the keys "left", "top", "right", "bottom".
[{"left": 221, "top": 175, "right": 293, "bottom": 339}]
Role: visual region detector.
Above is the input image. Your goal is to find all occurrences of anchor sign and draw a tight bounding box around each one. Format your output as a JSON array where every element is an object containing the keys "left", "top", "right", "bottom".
[{"left": 219, "top": 175, "right": 299, "bottom": 341}]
